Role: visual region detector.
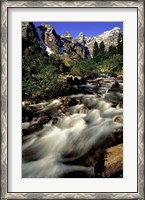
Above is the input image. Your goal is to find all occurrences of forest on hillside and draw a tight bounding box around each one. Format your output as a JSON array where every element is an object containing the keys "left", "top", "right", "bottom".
[{"left": 22, "top": 30, "right": 123, "bottom": 100}]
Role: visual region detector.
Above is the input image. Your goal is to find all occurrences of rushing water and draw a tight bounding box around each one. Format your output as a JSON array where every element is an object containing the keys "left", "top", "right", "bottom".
[{"left": 22, "top": 75, "right": 123, "bottom": 178}]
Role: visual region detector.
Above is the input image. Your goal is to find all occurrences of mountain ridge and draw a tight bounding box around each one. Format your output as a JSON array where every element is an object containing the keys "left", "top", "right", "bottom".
[
  {"left": 22, "top": 22, "right": 123, "bottom": 70},
  {"left": 37, "top": 24, "right": 123, "bottom": 58},
  {"left": 22, "top": 22, "right": 123, "bottom": 100}
]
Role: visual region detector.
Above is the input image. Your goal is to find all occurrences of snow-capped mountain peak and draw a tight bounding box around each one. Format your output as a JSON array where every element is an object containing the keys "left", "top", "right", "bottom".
[{"left": 36, "top": 24, "right": 123, "bottom": 58}]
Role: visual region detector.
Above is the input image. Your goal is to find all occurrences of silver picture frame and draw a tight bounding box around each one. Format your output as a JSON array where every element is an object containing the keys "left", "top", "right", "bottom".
[{"left": 1, "top": 0, "right": 144, "bottom": 199}]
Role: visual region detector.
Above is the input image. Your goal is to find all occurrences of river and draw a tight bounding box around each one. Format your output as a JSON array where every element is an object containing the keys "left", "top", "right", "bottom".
[{"left": 22, "top": 73, "right": 123, "bottom": 178}]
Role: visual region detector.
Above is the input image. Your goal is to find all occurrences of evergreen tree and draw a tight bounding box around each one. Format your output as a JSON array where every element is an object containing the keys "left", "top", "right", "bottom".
[
  {"left": 117, "top": 33, "right": 123, "bottom": 55},
  {"left": 109, "top": 45, "right": 117, "bottom": 56},
  {"left": 99, "top": 41, "right": 109, "bottom": 60},
  {"left": 93, "top": 41, "right": 109, "bottom": 63},
  {"left": 93, "top": 41, "right": 101, "bottom": 63},
  {"left": 93, "top": 41, "right": 99, "bottom": 58},
  {"left": 22, "top": 44, "right": 63, "bottom": 99},
  {"left": 99, "top": 41, "right": 105, "bottom": 53}
]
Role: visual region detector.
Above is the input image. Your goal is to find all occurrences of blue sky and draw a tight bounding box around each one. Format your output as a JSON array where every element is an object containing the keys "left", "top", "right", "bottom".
[{"left": 33, "top": 22, "right": 123, "bottom": 38}]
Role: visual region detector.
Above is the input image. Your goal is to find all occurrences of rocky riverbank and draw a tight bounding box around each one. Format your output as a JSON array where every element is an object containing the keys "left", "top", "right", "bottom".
[{"left": 22, "top": 73, "right": 123, "bottom": 178}]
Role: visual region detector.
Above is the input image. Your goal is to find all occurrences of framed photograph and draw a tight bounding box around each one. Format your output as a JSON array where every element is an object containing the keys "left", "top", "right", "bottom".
[{"left": 1, "top": 0, "right": 144, "bottom": 199}]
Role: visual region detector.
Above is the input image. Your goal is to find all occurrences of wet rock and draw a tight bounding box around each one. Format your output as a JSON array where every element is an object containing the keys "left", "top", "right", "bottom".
[
  {"left": 114, "top": 116, "right": 123, "bottom": 124},
  {"left": 22, "top": 106, "right": 33, "bottom": 122},
  {"left": 114, "top": 129, "right": 123, "bottom": 144},
  {"left": 112, "top": 81, "right": 120, "bottom": 88},
  {"left": 108, "top": 81, "right": 123, "bottom": 93},
  {"left": 81, "top": 87, "right": 94, "bottom": 94},
  {"left": 74, "top": 77, "right": 81, "bottom": 85},
  {"left": 58, "top": 104, "right": 66, "bottom": 113},
  {"left": 117, "top": 71, "right": 123, "bottom": 79},
  {"left": 96, "top": 78, "right": 104, "bottom": 85},
  {"left": 67, "top": 76, "right": 83, "bottom": 85},
  {"left": 22, "top": 123, "right": 42, "bottom": 135},
  {"left": 78, "top": 150, "right": 100, "bottom": 167},
  {"left": 104, "top": 93, "right": 123, "bottom": 103},
  {"left": 63, "top": 167, "right": 95, "bottom": 178},
  {"left": 95, "top": 144, "right": 123, "bottom": 178},
  {"left": 67, "top": 76, "right": 73, "bottom": 85},
  {"left": 22, "top": 122, "right": 30, "bottom": 129},
  {"left": 38, "top": 115, "right": 51, "bottom": 125},
  {"left": 68, "top": 98, "right": 79, "bottom": 106},
  {"left": 83, "top": 72, "right": 99, "bottom": 81},
  {"left": 22, "top": 115, "right": 51, "bottom": 135},
  {"left": 52, "top": 118, "right": 58, "bottom": 125}
]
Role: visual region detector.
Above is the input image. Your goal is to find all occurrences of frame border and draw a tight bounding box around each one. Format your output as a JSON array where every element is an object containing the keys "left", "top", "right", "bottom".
[{"left": 1, "top": 1, "right": 144, "bottom": 199}]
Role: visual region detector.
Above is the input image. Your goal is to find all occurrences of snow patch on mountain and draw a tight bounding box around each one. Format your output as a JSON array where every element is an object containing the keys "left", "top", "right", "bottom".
[
  {"left": 46, "top": 46, "right": 54, "bottom": 55},
  {"left": 96, "top": 27, "right": 121, "bottom": 41}
]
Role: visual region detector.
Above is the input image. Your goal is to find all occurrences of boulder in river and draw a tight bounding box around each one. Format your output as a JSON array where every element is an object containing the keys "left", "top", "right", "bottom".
[
  {"left": 95, "top": 144, "right": 123, "bottom": 178},
  {"left": 66, "top": 75, "right": 83, "bottom": 85},
  {"left": 68, "top": 98, "right": 80, "bottom": 106}
]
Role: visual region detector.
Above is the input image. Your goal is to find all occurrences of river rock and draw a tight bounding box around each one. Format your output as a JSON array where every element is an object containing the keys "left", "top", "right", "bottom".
[
  {"left": 108, "top": 81, "right": 123, "bottom": 93},
  {"left": 68, "top": 98, "right": 80, "bottom": 106},
  {"left": 67, "top": 76, "right": 83, "bottom": 85},
  {"left": 117, "top": 71, "right": 123, "bottom": 79},
  {"left": 67, "top": 76, "right": 73, "bottom": 85},
  {"left": 95, "top": 144, "right": 123, "bottom": 178},
  {"left": 114, "top": 116, "right": 123, "bottom": 124}
]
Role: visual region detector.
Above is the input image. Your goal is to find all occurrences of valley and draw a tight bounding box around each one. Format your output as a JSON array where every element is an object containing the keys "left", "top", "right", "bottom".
[{"left": 22, "top": 22, "right": 123, "bottom": 178}]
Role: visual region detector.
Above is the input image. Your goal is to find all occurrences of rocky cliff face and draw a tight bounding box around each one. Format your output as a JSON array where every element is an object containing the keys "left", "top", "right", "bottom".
[
  {"left": 39, "top": 24, "right": 61, "bottom": 54},
  {"left": 38, "top": 24, "right": 122, "bottom": 58},
  {"left": 38, "top": 24, "right": 89, "bottom": 59},
  {"left": 22, "top": 22, "right": 123, "bottom": 59},
  {"left": 96, "top": 27, "right": 121, "bottom": 48},
  {"left": 22, "top": 22, "right": 41, "bottom": 51},
  {"left": 85, "top": 27, "right": 122, "bottom": 57}
]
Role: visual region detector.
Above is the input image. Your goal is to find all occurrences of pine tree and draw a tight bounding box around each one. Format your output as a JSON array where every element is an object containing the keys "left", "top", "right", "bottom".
[
  {"left": 109, "top": 45, "right": 117, "bottom": 56},
  {"left": 99, "top": 41, "right": 109, "bottom": 60},
  {"left": 117, "top": 33, "right": 123, "bottom": 55},
  {"left": 93, "top": 41, "right": 99, "bottom": 58},
  {"left": 93, "top": 41, "right": 101, "bottom": 63},
  {"left": 99, "top": 41, "right": 105, "bottom": 53}
]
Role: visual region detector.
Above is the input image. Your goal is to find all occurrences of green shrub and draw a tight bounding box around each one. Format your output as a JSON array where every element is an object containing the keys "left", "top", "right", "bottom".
[
  {"left": 97, "top": 54, "right": 123, "bottom": 73},
  {"left": 22, "top": 47, "right": 63, "bottom": 99},
  {"left": 22, "top": 41, "right": 123, "bottom": 100},
  {"left": 70, "top": 57, "right": 96, "bottom": 76}
]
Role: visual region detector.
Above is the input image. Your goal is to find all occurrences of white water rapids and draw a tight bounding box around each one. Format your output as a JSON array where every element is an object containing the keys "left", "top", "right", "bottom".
[{"left": 22, "top": 75, "right": 123, "bottom": 178}]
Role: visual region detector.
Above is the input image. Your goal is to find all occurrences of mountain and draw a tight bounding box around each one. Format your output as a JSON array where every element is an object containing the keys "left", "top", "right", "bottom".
[
  {"left": 22, "top": 22, "right": 123, "bottom": 100},
  {"left": 38, "top": 24, "right": 122, "bottom": 58},
  {"left": 22, "top": 22, "right": 40, "bottom": 51},
  {"left": 85, "top": 27, "right": 122, "bottom": 57},
  {"left": 22, "top": 22, "right": 123, "bottom": 63},
  {"left": 38, "top": 24, "right": 89, "bottom": 60}
]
